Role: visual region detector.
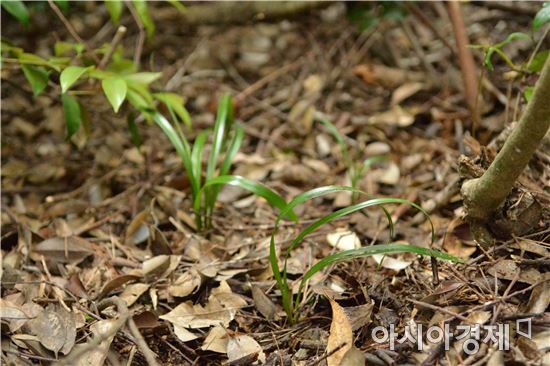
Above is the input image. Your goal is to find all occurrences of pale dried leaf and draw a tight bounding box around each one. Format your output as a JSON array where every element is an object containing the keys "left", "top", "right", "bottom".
[
  {"left": 391, "top": 82, "right": 424, "bottom": 106},
  {"left": 369, "top": 106, "right": 414, "bottom": 127},
  {"left": 327, "top": 298, "right": 353, "bottom": 366},
  {"left": 160, "top": 281, "right": 247, "bottom": 329},
  {"left": 227, "top": 335, "right": 265, "bottom": 364},
  {"left": 174, "top": 325, "right": 199, "bottom": 342},
  {"left": 340, "top": 346, "right": 365, "bottom": 366},
  {"left": 31, "top": 237, "right": 94, "bottom": 264},
  {"left": 143, "top": 255, "right": 170, "bottom": 277},
  {"left": 72, "top": 318, "right": 120, "bottom": 366},
  {"left": 125, "top": 209, "right": 150, "bottom": 245},
  {"left": 169, "top": 269, "right": 201, "bottom": 297},
  {"left": 201, "top": 325, "right": 228, "bottom": 353},
  {"left": 327, "top": 230, "right": 361, "bottom": 251},
  {"left": 372, "top": 254, "right": 412, "bottom": 271},
  {"left": 120, "top": 283, "right": 150, "bottom": 306}
]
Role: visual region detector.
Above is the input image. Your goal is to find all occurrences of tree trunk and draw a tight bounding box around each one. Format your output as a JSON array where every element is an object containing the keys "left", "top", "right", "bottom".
[{"left": 461, "top": 56, "right": 550, "bottom": 220}]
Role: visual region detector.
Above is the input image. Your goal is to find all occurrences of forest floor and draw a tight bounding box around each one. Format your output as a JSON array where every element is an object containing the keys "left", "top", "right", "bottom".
[{"left": 1, "top": 2, "right": 550, "bottom": 365}]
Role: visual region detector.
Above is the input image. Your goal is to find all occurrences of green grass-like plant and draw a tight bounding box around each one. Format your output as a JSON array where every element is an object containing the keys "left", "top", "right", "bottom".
[
  {"left": 317, "top": 117, "right": 387, "bottom": 202},
  {"left": 3, "top": 39, "right": 293, "bottom": 231},
  {"left": 269, "top": 186, "right": 462, "bottom": 323},
  {"left": 153, "top": 94, "right": 296, "bottom": 230}
]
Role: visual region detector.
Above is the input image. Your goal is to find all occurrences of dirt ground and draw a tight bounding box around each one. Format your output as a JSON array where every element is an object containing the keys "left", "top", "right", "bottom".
[{"left": 1, "top": 2, "right": 549, "bottom": 365}]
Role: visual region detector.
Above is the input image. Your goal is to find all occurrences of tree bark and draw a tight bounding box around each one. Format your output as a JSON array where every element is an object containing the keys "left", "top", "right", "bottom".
[{"left": 461, "top": 56, "right": 550, "bottom": 220}]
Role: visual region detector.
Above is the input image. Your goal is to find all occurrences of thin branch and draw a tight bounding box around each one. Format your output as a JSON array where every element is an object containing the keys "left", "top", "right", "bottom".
[
  {"left": 125, "top": 1, "right": 145, "bottom": 69},
  {"left": 47, "top": 0, "right": 100, "bottom": 64},
  {"left": 447, "top": 1, "right": 480, "bottom": 127},
  {"left": 99, "top": 26, "right": 127, "bottom": 70}
]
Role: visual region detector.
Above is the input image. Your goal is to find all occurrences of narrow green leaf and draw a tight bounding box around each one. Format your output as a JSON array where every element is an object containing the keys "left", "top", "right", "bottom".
[
  {"left": 206, "top": 94, "right": 233, "bottom": 180},
  {"left": 126, "top": 89, "right": 149, "bottom": 111},
  {"left": 317, "top": 118, "right": 349, "bottom": 163},
  {"left": 18, "top": 53, "right": 54, "bottom": 68},
  {"left": 133, "top": 0, "right": 155, "bottom": 40},
  {"left": 167, "top": 0, "right": 186, "bottom": 13},
  {"left": 61, "top": 93, "right": 82, "bottom": 139},
  {"left": 123, "top": 72, "right": 161, "bottom": 85},
  {"left": 54, "top": 0, "right": 69, "bottom": 12},
  {"left": 105, "top": 0, "right": 123, "bottom": 24},
  {"left": 484, "top": 48, "right": 496, "bottom": 71},
  {"left": 21, "top": 64, "right": 49, "bottom": 96},
  {"left": 524, "top": 86, "right": 534, "bottom": 102},
  {"left": 497, "top": 32, "right": 529, "bottom": 48},
  {"left": 101, "top": 77, "right": 127, "bottom": 113},
  {"left": 533, "top": 3, "right": 550, "bottom": 31},
  {"left": 287, "top": 197, "right": 430, "bottom": 256},
  {"left": 152, "top": 113, "right": 196, "bottom": 194},
  {"left": 293, "top": 243, "right": 462, "bottom": 317},
  {"left": 527, "top": 50, "right": 549, "bottom": 73},
  {"left": 153, "top": 92, "right": 192, "bottom": 128},
  {"left": 219, "top": 124, "right": 244, "bottom": 176},
  {"left": 2, "top": 1, "right": 29, "bottom": 27},
  {"left": 126, "top": 82, "right": 154, "bottom": 106},
  {"left": 269, "top": 185, "right": 439, "bottom": 321},
  {"left": 194, "top": 175, "right": 294, "bottom": 221},
  {"left": 60, "top": 66, "right": 89, "bottom": 93},
  {"left": 127, "top": 112, "right": 141, "bottom": 147},
  {"left": 191, "top": 130, "right": 209, "bottom": 192}
]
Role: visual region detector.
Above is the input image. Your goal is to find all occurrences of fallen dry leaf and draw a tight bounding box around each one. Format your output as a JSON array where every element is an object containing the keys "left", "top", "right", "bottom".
[
  {"left": 160, "top": 281, "right": 247, "bottom": 329},
  {"left": 327, "top": 297, "right": 353, "bottom": 366},
  {"left": 327, "top": 230, "right": 361, "bottom": 251},
  {"left": 251, "top": 285, "right": 278, "bottom": 321},
  {"left": 119, "top": 283, "right": 150, "bottom": 306},
  {"left": 227, "top": 334, "right": 266, "bottom": 364},
  {"left": 31, "top": 236, "right": 94, "bottom": 264},
  {"left": 201, "top": 325, "right": 228, "bottom": 352},
  {"left": 169, "top": 268, "right": 201, "bottom": 297}
]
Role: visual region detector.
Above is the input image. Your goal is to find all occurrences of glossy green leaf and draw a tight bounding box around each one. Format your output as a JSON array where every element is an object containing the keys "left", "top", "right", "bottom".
[
  {"left": 18, "top": 53, "right": 55, "bottom": 69},
  {"left": 2, "top": 1, "right": 29, "bottom": 27},
  {"left": 60, "top": 66, "right": 89, "bottom": 93},
  {"left": 133, "top": 0, "right": 155, "bottom": 40},
  {"left": 105, "top": 0, "right": 123, "bottom": 24},
  {"left": 533, "top": 3, "right": 550, "bottom": 31},
  {"left": 101, "top": 77, "right": 127, "bottom": 113},
  {"left": 153, "top": 92, "right": 192, "bottom": 128},
  {"left": 123, "top": 72, "right": 161, "bottom": 85},
  {"left": 21, "top": 64, "right": 49, "bottom": 96},
  {"left": 61, "top": 93, "right": 82, "bottom": 139},
  {"left": 126, "top": 89, "right": 149, "bottom": 111}
]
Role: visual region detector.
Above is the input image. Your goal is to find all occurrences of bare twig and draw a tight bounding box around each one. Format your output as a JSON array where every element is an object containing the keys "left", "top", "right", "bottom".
[
  {"left": 99, "top": 26, "right": 127, "bottom": 70},
  {"left": 47, "top": 0, "right": 100, "bottom": 64},
  {"left": 447, "top": 1, "right": 481, "bottom": 127},
  {"left": 125, "top": 1, "right": 145, "bottom": 69}
]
